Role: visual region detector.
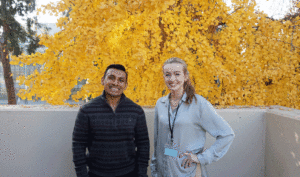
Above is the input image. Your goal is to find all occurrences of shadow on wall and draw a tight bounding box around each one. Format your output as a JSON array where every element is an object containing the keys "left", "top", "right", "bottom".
[{"left": 290, "top": 132, "right": 300, "bottom": 167}]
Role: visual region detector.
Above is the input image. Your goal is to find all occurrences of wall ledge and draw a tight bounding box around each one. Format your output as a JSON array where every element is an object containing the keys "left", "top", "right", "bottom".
[{"left": 0, "top": 105, "right": 299, "bottom": 117}]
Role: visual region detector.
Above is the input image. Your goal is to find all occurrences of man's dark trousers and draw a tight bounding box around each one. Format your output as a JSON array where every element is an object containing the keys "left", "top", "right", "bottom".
[{"left": 88, "top": 170, "right": 138, "bottom": 177}]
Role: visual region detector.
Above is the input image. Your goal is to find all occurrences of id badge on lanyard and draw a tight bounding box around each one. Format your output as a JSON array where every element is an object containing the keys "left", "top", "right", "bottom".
[
  {"left": 164, "top": 148, "right": 178, "bottom": 157},
  {"left": 164, "top": 139, "right": 178, "bottom": 157},
  {"left": 164, "top": 99, "right": 181, "bottom": 158}
]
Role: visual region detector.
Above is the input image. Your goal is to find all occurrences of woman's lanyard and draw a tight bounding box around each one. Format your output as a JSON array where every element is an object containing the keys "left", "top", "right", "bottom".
[{"left": 168, "top": 98, "right": 182, "bottom": 144}]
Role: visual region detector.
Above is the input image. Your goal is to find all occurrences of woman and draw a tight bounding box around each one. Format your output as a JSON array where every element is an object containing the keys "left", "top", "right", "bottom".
[{"left": 150, "top": 57, "right": 235, "bottom": 177}]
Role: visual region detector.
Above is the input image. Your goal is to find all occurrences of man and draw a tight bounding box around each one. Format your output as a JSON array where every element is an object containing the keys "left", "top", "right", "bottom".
[{"left": 72, "top": 64, "right": 150, "bottom": 177}]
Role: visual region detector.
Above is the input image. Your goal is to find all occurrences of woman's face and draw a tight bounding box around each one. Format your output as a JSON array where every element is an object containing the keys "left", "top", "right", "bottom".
[{"left": 163, "top": 63, "right": 188, "bottom": 93}]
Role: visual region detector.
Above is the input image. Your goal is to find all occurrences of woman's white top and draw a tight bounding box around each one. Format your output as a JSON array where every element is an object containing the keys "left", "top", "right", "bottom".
[{"left": 150, "top": 93, "right": 235, "bottom": 177}]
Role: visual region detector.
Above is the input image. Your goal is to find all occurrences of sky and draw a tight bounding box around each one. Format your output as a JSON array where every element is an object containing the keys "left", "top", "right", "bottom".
[
  {"left": 15, "top": 0, "right": 62, "bottom": 25},
  {"left": 15, "top": 0, "right": 294, "bottom": 25},
  {"left": 226, "top": 0, "right": 293, "bottom": 19}
]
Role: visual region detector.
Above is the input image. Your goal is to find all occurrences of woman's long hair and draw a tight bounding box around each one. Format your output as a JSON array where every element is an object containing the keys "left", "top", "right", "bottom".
[{"left": 163, "top": 57, "right": 197, "bottom": 104}]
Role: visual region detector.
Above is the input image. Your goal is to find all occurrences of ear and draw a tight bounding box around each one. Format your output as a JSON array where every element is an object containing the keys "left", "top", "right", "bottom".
[
  {"left": 184, "top": 74, "right": 189, "bottom": 82},
  {"left": 124, "top": 81, "right": 128, "bottom": 90},
  {"left": 101, "top": 77, "right": 105, "bottom": 86}
]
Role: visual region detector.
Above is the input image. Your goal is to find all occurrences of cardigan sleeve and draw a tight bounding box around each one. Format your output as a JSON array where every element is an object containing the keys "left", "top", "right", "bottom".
[
  {"left": 135, "top": 109, "right": 150, "bottom": 177},
  {"left": 196, "top": 98, "right": 235, "bottom": 166},
  {"left": 72, "top": 108, "right": 90, "bottom": 177},
  {"left": 150, "top": 105, "right": 159, "bottom": 177}
]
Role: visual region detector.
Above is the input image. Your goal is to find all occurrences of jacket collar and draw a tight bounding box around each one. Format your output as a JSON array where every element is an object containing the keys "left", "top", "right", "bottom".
[{"left": 160, "top": 92, "right": 187, "bottom": 106}]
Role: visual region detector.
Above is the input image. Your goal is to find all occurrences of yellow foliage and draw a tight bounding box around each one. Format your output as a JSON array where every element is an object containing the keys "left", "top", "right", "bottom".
[{"left": 10, "top": 0, "right": 300, "bottom": 109}]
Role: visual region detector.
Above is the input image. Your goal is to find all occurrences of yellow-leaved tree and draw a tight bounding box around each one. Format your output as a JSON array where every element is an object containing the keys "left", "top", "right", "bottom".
[{"left": 11, "top": 0, "right": 300, "bottom": 109}]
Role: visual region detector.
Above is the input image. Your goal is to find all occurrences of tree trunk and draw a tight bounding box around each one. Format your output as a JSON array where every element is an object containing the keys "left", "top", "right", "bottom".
[
  {"left": 159, "top": 16, "right": 167, "bottom": 54},
  {"left": 1, "top": 24, "right": 16, "bottom": 104}
]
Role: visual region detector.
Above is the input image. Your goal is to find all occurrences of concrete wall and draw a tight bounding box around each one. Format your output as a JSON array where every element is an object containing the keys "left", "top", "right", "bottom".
[
  {"left": 0, "top": 106, "right": 297, "bottom": 177},
  {"left": 0, "top": 110, "right": 77, "bottom": 177},
  {"left": 265, "top": 109, "right": 300, "bottom": 177},
  {"left": 203, "top": 109, "right": 266, "bottom": 177}
]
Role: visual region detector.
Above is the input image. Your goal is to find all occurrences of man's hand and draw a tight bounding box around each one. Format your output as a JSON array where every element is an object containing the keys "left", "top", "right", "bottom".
[{"left": 179, "top": 148, "right": 206, "bottom": 169}]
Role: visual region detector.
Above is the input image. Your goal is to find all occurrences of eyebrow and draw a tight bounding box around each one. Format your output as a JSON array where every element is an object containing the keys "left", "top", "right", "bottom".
[
  {"left": 108, "top": 74, "right": 126, "bottom": 79},
  {"left": 165, "top": 71, "right": 181, "bottom": 73}
]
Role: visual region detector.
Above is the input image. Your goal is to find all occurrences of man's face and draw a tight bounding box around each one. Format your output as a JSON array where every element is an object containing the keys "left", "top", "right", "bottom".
[{"left": 101, "top": 68, "right": 127, "bottom": 97}]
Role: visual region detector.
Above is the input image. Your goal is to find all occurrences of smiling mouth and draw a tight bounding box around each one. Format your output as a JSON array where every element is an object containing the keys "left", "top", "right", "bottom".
[{"left": 109, "top": 87, "right": 120, "bottom": 91}]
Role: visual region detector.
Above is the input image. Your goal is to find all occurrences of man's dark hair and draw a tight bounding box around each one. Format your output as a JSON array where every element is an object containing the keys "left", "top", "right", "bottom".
[{"left": 103, "top": 64, "right": 128, "bottom": 81}]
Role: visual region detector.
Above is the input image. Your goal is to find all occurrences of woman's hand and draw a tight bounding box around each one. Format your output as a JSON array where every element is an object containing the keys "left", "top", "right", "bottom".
[
  {"left": 179, "top": 148, "right": 206, "bottom": 169},
  {"left": 179, "top": 152, "right": 199, "bottom": 168}
]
